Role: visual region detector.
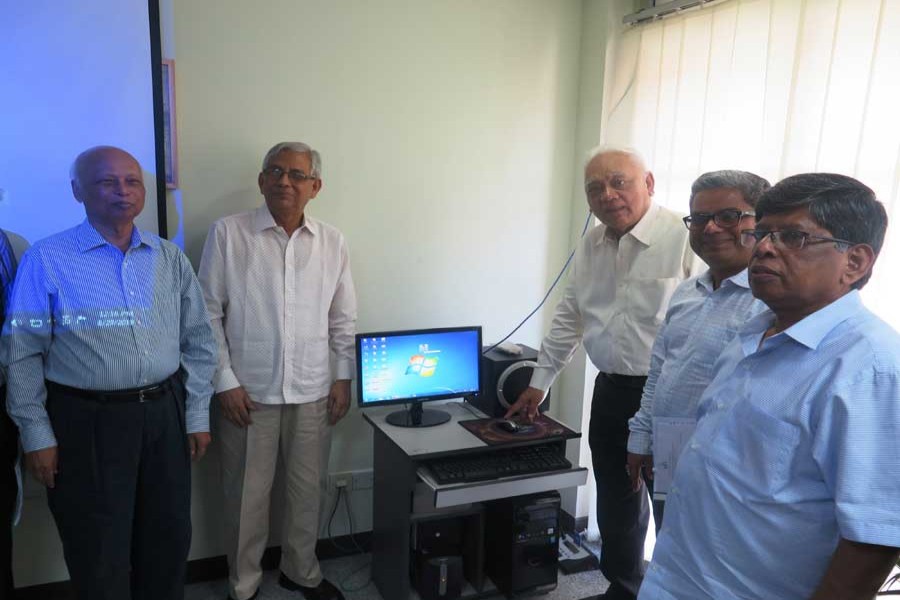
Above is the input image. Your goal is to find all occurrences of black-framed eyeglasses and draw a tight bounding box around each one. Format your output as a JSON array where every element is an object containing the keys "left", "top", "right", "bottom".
[
  {"left": 262, "top": 166, "right": 317, "bottom": 183},
  {"left": 740, "top": 229, "right": 855, "bottom": 251},
  {"left": 682, "top": 209, "right": 755, "bottom": 230}
]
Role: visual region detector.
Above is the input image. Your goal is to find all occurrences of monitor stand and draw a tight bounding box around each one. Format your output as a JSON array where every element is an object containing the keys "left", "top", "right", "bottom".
[{"left": 385, "top": 403, "right": 451, "bottom": 428}]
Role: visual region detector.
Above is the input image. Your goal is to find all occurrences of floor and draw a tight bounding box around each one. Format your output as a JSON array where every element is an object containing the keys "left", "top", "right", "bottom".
[{"left": 184, "top": 551, "right": 611, "bottom": 600}]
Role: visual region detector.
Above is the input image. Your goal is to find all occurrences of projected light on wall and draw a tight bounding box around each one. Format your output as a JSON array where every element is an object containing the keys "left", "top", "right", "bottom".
[{"left": 0, "top": 0, "right": 163, "bottom": 245}]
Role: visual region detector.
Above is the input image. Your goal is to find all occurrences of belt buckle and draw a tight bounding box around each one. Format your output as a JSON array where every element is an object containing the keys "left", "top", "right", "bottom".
[{"left": 139, "top": 389, "right": 147, "bottom": 403}]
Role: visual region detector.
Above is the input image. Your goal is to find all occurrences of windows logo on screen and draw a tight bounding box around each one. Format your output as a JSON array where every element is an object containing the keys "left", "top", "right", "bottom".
[{"left": 405, "top": 353, "right": 439, "bottom": 377}]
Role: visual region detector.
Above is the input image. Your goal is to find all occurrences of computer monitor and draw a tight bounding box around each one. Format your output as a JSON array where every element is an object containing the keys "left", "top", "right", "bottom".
[{"left": 356, "top": 326, "right": 482, "bottom": 427}]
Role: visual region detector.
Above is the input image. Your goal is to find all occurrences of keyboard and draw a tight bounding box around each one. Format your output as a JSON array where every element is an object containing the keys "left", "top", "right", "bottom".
[{"left": 427, "top": 443, "right": 572, "bottom": 485}]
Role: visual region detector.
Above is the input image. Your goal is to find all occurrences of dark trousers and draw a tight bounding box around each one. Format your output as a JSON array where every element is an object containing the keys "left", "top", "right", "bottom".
[
  {"left": 588, "top": 372, "right": 651, "bottom": 600},
  {"left": 46, "top": 379, "right": 192, "bottom": 600},
  {"left": 1, "top": 386, "right": 17, "bottom": 599}
]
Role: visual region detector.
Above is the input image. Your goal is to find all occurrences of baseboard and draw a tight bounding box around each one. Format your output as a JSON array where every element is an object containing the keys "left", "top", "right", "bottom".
[
  {"left": 560, "top": 509, "right": 587, "bottom": 534},
  {"left": 15, "top": 532, "right": 372, "bottom": 600}
]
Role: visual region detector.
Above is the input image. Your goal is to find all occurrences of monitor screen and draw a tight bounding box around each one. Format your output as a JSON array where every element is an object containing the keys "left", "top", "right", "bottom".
[{"left": 356, "top": 326, "right": 482, "bottom": 411}]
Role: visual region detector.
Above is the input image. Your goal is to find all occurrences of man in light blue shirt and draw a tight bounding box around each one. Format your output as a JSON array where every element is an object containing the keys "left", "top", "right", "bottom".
[
  {"left": 639, "top": 173, "right": 900, "bottom": 599},
  {"left": 2, "top": 146, "right": 217, "bottom": 600},
  {"left": 626, "top": 171, "right": 769, "bottom": 527}
]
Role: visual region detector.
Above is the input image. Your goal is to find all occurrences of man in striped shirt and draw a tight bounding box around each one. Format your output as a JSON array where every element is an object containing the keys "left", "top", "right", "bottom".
[
  {"left": 0, "top": 229, "right": 18, "bottom": 598},
  {"left": 2, "top": 146, "right": 217, "bottom": 600}
]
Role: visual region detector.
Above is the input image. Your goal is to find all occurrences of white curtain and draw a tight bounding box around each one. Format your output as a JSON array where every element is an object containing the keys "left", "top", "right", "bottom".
[
  {"left": 582, "top": 0, "right": 900, "bottom": 553},
  {"left": 600, "top": 0, "right": 900, "bottom": 328}
]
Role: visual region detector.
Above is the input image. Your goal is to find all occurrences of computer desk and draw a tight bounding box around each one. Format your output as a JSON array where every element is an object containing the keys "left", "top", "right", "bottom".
[{"left": 362, "top": 401, "right": 588, "bottom": 599}]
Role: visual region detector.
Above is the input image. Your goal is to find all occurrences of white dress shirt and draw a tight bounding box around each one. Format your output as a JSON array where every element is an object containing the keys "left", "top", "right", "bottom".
[
  {"left": 531, "top": 203, "right": 701, "bottom": 390},
  {"left": 198, "top": 206, "right": 357, "bottom": 405}
]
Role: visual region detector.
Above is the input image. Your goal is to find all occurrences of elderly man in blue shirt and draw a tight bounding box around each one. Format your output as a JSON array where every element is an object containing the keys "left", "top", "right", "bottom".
[
  {"left": 626, "top": 170, "right": 769, "bottom": 528},
  {"left": 638, "top": 173, "right": 900, "bottom": 599},
  {"left": 2, "top": 146, "right": 217, "bottom": 600},
  {"left": 0, "top": 229, "right": 18, "bottom": 598}
]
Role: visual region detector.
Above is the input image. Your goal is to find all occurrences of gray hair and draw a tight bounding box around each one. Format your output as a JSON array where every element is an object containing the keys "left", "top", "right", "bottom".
[
  {"left": 690, "top": 170, "right": 771, "bottom": 208},
  {"left": 756, "top": 173, "right": 887, "bottom": 289},
  {"left": 70, "top": 145, "right": 139, "bottom": 187},
  {"left": 583, "top": 144, "right": 648, "bottom": 176},
  {"left": 261, "top": 142, "right": 322, "bottom": 178}
]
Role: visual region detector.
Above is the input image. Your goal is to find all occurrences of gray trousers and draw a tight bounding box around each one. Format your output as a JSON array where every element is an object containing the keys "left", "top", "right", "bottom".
[{"left": 217, "top": 398, "right": 331, "bottom": 600}]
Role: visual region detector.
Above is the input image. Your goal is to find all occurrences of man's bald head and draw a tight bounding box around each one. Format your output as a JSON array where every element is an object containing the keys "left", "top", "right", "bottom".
[{"left": 70, "top": 146, "right": 146, "bottom": 232}]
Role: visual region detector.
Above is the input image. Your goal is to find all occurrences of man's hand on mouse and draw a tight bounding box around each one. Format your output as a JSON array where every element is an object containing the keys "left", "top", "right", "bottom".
[{"left": 504, "top": 386, "right": 545, "bottom": 422}]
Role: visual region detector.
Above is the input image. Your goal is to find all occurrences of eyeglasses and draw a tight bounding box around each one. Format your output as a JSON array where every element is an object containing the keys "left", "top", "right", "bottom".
[
  {"left": 740, "top": 229, "right": 854, "bottom": 251},
  {"left": 262, "top": 166, "right": 317, "bottom": 183},
  {"left": 683, "top": 209, "right": 755, "bottom": 230}
]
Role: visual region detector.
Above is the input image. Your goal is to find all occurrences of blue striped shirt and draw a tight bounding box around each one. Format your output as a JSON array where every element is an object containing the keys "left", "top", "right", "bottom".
[
  {"left": 639, "top": 291, "right": 900, "bottom": 600},
  {"left": 0, "top": 230, "right": 16, "bottom": 389},
  {"left": 627, "top": 269, "right": 765, "bottom": 455},
  {"left": 2, "top": 220, "right": 216, "bottom": 452}
]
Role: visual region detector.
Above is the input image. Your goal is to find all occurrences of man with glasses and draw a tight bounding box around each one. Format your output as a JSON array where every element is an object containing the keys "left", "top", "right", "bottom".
[
  {"left": 638, "top": 173, "right": 900, "bottom": 599},
  {"left": 506, "top": 146, "right": 702, "bottom": 600},
  {"left": 199, "top": 142, "right": 357, "bottom": 600},
  {"left": 626, "top": 171, "right": 769, "bottom": 527}
]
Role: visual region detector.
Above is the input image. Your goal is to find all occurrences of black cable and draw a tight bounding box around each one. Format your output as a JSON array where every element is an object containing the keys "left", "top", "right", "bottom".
[
  {"left": 337, "top": 489, "right": 373, "bottom": 593},
  {"left": 340, "top": 555, "right": 373, "bottom": 593},
  {"left": 483, "top": 211, "right": 593, "bottom": 355},
  {"left": 325, "top": 487, "right": 357, "bottom": 554},
  {"left": 342, "top": 488, "right": 367, "bottom": 555},
  {"left": 454, "top": 398, "right": 484, "bottom": 418}
]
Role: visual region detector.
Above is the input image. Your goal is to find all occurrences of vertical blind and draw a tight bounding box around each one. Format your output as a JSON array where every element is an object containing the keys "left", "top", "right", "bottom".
[{"left": 601, "top": 0, "right": 900, "bottom": 327}]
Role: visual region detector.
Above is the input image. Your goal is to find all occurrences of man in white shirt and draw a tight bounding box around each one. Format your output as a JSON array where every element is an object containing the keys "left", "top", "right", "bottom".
[
  {"left": 199, "top": 142, "right": 357, "bottom": 600},
  {"left": 506, "top": 146, "right": 701, "bottom": 600},
  {"left": 626, "top": 171, "right": 769, "bottom": 524}
]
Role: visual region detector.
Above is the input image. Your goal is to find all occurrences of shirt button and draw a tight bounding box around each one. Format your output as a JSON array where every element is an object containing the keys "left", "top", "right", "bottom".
[
  {"left": 130, "top": 291, "right": 135, "bottom": 296},
  {"left": 690, "top": 442, "right": 700, "bottom": 450},
  {"left": 136, "top": 320, "right": 142, "bottom": 325},
  {"left": 717, "top": 402, "right": 725, "bottom": 409}
]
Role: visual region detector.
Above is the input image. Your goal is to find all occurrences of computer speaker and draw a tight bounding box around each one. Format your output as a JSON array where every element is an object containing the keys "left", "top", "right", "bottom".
[{"left": 471, "top": 343, "right": 550, "bottom": 418}]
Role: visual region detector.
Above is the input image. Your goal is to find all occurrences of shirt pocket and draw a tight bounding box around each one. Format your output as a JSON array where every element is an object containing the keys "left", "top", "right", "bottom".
[
  {"left": 708, "top": 402, "right": 800, "bottom": 497},
  {"left": 625, "top": 277, "right": 681, "bottom": 326}
]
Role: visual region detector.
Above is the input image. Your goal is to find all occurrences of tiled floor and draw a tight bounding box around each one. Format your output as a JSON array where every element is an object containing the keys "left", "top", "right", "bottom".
[{"left": 185, "top": 552, "right": 610, "bottom": 600}]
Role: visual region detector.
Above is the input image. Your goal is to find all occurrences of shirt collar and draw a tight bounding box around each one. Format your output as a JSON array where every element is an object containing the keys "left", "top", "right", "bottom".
[
  {"left": 739, "top": 290, "right": 863, "bottom": 352},
  {"left": 75, "top": 219, "right": 156, "bottom": 252},
  {"left": 697, "top": 268, "right": 751, "bottom": 293},
  {"left": 779, "top": 290, "right": 863, "bottom": 349},
  {"left": 597, "top": 202, "right": 659, "bottom": 247},
  {"left": 254, "top": 205, "right": 317, "bottom": 236}
]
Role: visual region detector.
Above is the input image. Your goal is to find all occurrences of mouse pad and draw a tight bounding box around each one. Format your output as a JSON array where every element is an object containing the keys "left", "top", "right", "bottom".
[{"left": 459, "top": 414, "right": 576, "bottom": 445}]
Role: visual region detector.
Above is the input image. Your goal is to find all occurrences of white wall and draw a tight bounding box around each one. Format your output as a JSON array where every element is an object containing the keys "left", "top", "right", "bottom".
[
  {"left": 13, "top": 0, "right": 631, "bottom": 586},
  {"left": 171, "top": 0, "right": 585, "bottom": 561}
]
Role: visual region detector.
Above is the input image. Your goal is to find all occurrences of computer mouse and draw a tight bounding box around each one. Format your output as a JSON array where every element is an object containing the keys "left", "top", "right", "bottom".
[{"left": 496, "top": 419, "right": 521, "bottom": 433}]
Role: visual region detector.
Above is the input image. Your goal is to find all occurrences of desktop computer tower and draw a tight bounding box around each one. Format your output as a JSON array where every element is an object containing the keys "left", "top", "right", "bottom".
[
  {"left": 474, "top": 344, "right": 551, "bottom": 418},
  {"left": 485, "top": 491, "right": 560, "bottom": 598}
]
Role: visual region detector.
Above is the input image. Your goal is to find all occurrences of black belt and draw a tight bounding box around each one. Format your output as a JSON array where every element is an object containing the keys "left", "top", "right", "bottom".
[
  {"left": 46, "top": 376, "right": 174, "bottom": 404},
  {"left": 600, "top": 372, "right": 647, "bottom": 387}
]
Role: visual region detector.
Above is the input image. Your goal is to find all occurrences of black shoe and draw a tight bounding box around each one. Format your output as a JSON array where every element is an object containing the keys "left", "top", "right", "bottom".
[
  {"left": 225, "top": 591, "right": 258, "bottom": 600},
  {"left": 279, "top": 572, "right": 346, "bottom": 600}
]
